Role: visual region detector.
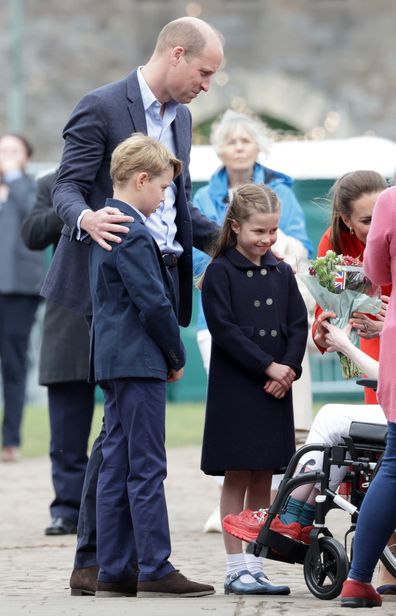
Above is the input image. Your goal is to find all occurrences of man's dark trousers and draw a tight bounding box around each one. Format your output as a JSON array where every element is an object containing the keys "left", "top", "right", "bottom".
[{"left": 48, "top": 381, "right": 95, "bottom": 522}]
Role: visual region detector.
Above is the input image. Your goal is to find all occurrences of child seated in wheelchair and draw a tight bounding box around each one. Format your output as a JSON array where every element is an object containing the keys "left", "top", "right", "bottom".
[{"left": 223, "top": 322, "right": 386, "bottom": 545}]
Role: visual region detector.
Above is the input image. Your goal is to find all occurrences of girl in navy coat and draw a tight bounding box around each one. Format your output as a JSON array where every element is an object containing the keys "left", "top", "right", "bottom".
[{"left": 200, "top": 184, "right": 308, "bottom": 595}]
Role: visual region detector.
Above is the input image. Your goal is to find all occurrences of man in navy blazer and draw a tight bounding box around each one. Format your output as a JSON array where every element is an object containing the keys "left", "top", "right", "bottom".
[
  {"left": 41, "top": 17, "right": 224, "bottom": 596},
  {"left": 42, "top": 18, "right": 223, "bottom": 327}
]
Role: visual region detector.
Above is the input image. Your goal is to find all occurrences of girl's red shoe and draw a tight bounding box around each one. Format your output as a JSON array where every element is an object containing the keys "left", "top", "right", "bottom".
[
  {"left": 340, "top": 579, "right": 382, "bottom": 608},
  {"left": 222, "top": 509, "right": 301, "bottom": 543}
]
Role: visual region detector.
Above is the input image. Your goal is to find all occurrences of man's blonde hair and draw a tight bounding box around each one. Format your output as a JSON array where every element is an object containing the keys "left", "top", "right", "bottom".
[{"left": 110, "top": 133, "right": 182, "bottom": 187}]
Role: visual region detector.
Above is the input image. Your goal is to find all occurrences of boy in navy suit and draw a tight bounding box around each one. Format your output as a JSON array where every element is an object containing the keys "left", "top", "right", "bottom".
[{"left": 89, "top": 134, "right": 214, "bottom": 597}]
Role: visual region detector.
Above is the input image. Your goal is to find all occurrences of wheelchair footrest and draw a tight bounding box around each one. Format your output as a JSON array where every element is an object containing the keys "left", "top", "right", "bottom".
[{"left": 248, "top": 528, "right": 308, "bottom": 564}]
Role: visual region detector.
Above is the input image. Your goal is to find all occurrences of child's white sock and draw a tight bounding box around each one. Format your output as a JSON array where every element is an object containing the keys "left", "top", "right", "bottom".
[
  {"left": 226, "top": 553, "right": 256, "bottom": 583},
  {"left": 244, "top": 552, "right": 264, "bottom": 577}
]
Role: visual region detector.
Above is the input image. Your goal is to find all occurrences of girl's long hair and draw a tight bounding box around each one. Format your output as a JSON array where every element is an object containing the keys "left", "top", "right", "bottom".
[
  {"left": 330, "top": 170, "right": 387, "bottom": 254},
  {"left": 197, "top": 183, "right": 280, "bottom": 288}
]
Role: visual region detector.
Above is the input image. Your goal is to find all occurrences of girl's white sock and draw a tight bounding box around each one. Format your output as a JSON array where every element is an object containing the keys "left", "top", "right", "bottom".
[
  {"left": 244, "top": 552, "right": 264, "bottom": 577},
  {"left": 226, "top": 553, "right": 256, "bottom": 583}
]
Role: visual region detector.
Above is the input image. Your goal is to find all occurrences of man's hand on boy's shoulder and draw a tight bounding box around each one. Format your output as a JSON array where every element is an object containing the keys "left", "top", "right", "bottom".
[
  {"left": 167, "top": 368, "right": 184, "bottom": 383},
  {"left": 81, "top": 206, "right": 134, "bottom": 251}
]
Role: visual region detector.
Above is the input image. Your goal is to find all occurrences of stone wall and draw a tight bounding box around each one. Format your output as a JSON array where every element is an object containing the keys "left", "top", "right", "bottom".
[{"left": 1, "top": 0, "right": 395, "bottom": 160}]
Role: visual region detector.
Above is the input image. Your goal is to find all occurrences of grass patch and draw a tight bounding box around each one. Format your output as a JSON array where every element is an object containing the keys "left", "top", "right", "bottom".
[
  {"left": 15, "top": 401, "right": 206, "bottom": 458},
  {"left": 165, "top": 402, "right": 205, "bottom": 447},
  {"left": 8, "top": 398, "right": 353, "bottom": 458}
]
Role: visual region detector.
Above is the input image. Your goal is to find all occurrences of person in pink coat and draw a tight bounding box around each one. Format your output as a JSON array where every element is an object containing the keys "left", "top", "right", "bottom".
[{"left": 340, "top": 186, "right": 396, "bottom": 609}]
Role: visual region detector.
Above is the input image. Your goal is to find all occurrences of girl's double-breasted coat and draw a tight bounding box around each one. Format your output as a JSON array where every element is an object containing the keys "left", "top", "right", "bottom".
[{"left": 201, "top": 247, "right": 308, "bottom": 475}]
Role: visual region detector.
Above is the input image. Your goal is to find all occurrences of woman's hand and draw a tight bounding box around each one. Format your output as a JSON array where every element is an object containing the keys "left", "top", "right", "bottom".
[
  {"left": 349, "top": 295, "right": 389, "bottom": 339},
  {"left": 348, "top": 314, "right": 382, "bottom": 339},
  {"left": 314, "top": 310, "right": 336, "bottom": 349},
  {"left": 377, "top": 294, "right": 390, "bottom": 322},
  {"left": 323, "top": 322, "right": 352, "bottom": 354}
]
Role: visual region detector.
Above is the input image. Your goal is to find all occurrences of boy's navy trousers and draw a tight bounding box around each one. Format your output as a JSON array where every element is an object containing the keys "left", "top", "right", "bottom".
[
  {"left": 74, "top": 265, "right": 180, "bottom": 572},
  {"left": 96, "top": 377, "right": 175, "bottom": 582}
]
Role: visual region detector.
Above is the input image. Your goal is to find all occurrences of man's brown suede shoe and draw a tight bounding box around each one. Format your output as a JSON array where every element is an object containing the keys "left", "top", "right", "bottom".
[
  {"left": 70, "top": 565, "right": 99, "bottom": 596},
  {"left": 96, "top": 577, "right": 138, "bottom": 597},
  {"left": 137, "top": 570, "right": 215, "bottom": 597}
]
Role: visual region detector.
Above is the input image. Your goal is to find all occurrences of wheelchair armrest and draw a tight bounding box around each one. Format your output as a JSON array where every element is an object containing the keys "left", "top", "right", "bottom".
[
  {"left": 356, "top": 378, "right": 378, "bottom": 391},
  {"left": 349, "top": 421, "right": 387, "bottom": 445}
]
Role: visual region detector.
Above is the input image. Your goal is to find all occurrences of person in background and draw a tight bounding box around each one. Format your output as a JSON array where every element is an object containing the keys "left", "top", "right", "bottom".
[
  {"left": 192, "top": 110, "right": 313, "bottom": 532},
  {"left": 22, "top": 169, "right": 95, "bottom": 536},
  {"left": 271, "top": 229, "right": 315, "bottom": 438},
  {"left": 313, "top": 170, "right": 389, "bottom": 404},
  {"left": 200, "top": 184, "right": 307, "bottom": 595},
  {"left": 0, "top": 133, "right": 46, "bottom": 462}
]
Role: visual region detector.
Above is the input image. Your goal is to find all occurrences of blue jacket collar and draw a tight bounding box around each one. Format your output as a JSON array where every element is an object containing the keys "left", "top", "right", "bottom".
[
  {"left": 207, "top": 162, "right": 293, "bottom": 207},
  {"left": 105, "top": 197, "right": 145, "bottom": 223}
]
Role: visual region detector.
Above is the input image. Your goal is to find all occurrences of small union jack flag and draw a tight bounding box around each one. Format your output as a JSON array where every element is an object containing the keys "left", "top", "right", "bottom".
[{"left": 334, "top": 270, "right": 346, "bottom": 290}]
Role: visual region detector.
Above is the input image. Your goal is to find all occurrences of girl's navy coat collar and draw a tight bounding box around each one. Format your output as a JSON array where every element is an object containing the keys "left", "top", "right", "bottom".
[{"left": 224, "top": 247, "right": 279, "bottom": 270}]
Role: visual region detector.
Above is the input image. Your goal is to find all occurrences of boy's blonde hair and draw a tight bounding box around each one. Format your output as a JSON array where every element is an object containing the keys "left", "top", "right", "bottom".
[{"left": 110, "top": 133, "right": 182, "bottom": 187}]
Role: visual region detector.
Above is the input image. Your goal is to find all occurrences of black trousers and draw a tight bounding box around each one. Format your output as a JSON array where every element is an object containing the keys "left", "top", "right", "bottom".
[
  {"left": 48, "top": 381, "right": 96, "bottom": 522},
  {"left": 0, "top": 294, "right": 40, "bottom": 447}
]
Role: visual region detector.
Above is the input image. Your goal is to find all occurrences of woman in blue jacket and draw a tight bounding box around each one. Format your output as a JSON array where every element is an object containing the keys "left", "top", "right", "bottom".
[{"left": 193, "top": 110, "right": 312, "bottom": 532}]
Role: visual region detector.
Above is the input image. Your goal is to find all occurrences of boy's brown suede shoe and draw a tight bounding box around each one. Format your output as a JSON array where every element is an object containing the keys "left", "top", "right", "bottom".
[
  {"left": 137, "top": 570, "right": 215, "bottom": 597},
  {"left": 95, "top": 576, "right": 138, "bottom": 597},
  {"left": 70, "top": 566, "right": 99, "bottom": 596}
]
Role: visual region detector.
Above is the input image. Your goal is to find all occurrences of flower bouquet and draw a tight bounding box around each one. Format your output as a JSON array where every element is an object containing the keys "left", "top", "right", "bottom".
[{"left": 298, "top": 250, "right": 382, "bottom": 378}]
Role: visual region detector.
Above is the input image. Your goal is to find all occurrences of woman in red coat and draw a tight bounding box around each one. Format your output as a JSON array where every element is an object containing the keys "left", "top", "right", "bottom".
[{"left": 313, "top": 170, "right": 390, "bottom": 404}]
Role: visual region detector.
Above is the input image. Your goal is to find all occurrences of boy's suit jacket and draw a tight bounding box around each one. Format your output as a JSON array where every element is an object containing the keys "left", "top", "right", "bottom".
[
  {"left": 41, "top": 69, "right": 218, "bottom": 325},
  {"left": 89, "top": 199, "right": 185, "bottom": 382}
]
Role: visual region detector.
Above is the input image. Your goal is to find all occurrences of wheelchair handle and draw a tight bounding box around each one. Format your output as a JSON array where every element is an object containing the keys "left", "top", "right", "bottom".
[{"left": 356, "top": 378, "right": 377, "bottom": 390}]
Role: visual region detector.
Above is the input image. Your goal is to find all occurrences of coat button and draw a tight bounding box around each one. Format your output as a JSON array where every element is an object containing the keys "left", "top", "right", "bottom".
[
  {"left": 254, "top": 300, "right": 261, "bottom": 308},
  {"left": 259, "top": 329, "right": 266, "bottom": 336},
  {"left": 260, "top": 268, "right": 267, "bottom": 276},
  {"left": 246, "top": 270, "right": 254, "bottom": 278},
  {"left": 270, "top": 329, "right": 277, "bottom": 337},
  {"left": 266, "top": 298, "right": 273, "bottom": 305}
]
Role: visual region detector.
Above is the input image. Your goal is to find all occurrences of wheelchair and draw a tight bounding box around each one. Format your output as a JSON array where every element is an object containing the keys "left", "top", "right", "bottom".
[{"left": 246, "top": 387, "right": 396, "bottom": 600}]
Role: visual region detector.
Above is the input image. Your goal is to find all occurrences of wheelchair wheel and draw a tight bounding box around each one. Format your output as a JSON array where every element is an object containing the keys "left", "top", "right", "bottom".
[{"left": 303, "top": 537, "right": 349, "bottom": 600}]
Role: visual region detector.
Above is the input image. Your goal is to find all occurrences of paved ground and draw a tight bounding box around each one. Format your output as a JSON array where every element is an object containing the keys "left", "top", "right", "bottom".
[{"left": 1, "top": 447, "right": 395, "bottom": 615}]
